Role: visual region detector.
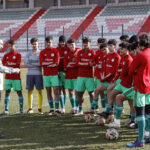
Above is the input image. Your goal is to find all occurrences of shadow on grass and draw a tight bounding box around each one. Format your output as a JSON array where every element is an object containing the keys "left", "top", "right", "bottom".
[{"left": 0, "top": 114, "right": 146, "bottom": 150}]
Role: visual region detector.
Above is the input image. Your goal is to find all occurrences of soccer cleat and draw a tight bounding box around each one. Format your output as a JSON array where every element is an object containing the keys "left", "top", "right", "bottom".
[
  {"left": 128, "top": 121, "right": 137, "bottom": 129},
  {"left": 94, "top": 108, "right": 99, "bottom": 113},
  {"left": 27, "top": 109, "right": 34, "bottom": 114},
  {"left": 74, "top": 111, "right": 83, "bottom": 116},
  {"left": 38, "top": 109, "right": 43, "bottom": 115},
  {"left": 144, "top": 138, "right": 150, "bottom": 144},
  {"left": 0, "top": 134, "right": 5, "bottom": 138},
  {"left": 84, "top": 109, "right": 94, "bottom": 114},
  {"left": 48, "top": 110, "right": 54, "bottom": 116},
  {"left": 98, "top": 112, "right": 109, "bottom": 119},
  {"left": 105, "top": 121, "right": 120, "bottom": 128},
  {"left": 126, "top": 140, "right": 144, "bottom": 147},
  {"left": 2, "top": 110, "right": 9, "bottom": 115},
  {"left": 54, "top": 110, "right": 62, "bottom": 116},
  {"left": 61, "top": 108, "right": 65, "bottom": 114},
  {"left": 20, "top": 110, "right": 23, "bottom": 115},
  {"left": 70, "top": 109, "right": 76, "bottom": 114}
]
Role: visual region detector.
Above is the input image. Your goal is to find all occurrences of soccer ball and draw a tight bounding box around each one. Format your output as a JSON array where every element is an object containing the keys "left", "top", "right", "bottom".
[
  {"left": 95, "top": 116, "right": 106, "bottom": 126},
  {"left": 84, "top": 114, "right": 94, "bottom": 123},
  {"left": 105, "top": 128, "right": 119, "bottom": 140}
]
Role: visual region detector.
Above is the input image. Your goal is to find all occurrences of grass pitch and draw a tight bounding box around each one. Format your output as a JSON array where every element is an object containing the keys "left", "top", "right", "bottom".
[{"left": 0, "top": 69, "right": 150, "bottom": 150}]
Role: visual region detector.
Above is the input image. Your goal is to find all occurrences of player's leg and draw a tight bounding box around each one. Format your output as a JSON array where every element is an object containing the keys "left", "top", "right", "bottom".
[
  {"left": 127, "top": 91, "right": 145, "bottom": 147},
  {"left": 35, "top": 75, "right": 43, "bottom": 114},
  {"left": 43, "top": 76, "right": 54, "bottom": 115},
  {"left": 13, "top": 80, "right": 23, "bottom": 114},
  {"left": 75, "top": 77, "right": 85, "bottom": 115},
  {"left": 51, "top": 75, "right": 61, "bottom": 115},
  {"left": 3, "top": 79, "right": 12, "bottom": 114},
  {"left": 26, "top": 75, "right": 34, "bottom": 113},
  {"left": 144, "top": 94, "right": 150, "bottom": 143}
]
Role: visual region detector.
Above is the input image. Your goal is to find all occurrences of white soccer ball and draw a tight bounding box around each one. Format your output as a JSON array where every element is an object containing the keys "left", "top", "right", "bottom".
[{"left": 105, "top": 128, "right": 119, "bottom": 140}]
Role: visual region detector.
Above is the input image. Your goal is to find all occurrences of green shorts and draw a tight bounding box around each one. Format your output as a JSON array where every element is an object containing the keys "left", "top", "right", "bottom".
[
  {"left": 114, "top": 82, "right": 129, "bottom": 93},
  {"left": 94, "top": 76, "right": 101, "bottom": 88},
  {"left": 134, "top": 91, "right": 146, "bottom": 107},
  {"left": 43, "top": 75, "right": 59, "bottom": 87},
  {"left": 101, "top": 81, "right": 110, "bottom": 89},
  {"left": 58, "top": 72, "right": 65, "bottom": 87},
  {"left": 115, "top": 79, "right": 121, "bottom": 85},
  {"left": 123, "top": 87, "right": 135, "bottom": 100},
  {"left": 76, "top": 77, "right": 95, "bottom": 92},
  {"left": 65, "top": 79, "right": 77, "bottom": 90},
  {"left": 145, "top": 94, "right": 150, "bottom": 105},
  {"left": 5, "top": 79, "right": 22, "bottom": 91}
]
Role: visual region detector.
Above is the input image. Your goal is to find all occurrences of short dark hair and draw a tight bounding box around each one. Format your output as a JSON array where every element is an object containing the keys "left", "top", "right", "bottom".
[
  {"left": 30, "top": 37, "right": 38, "bottom": 44},
  {"left": 128, "top": 42, "right": 139, "bottom": 51},
  {"left": 97, "top": 38, "right": 107, "bottom": 44},
  {"left": 108, "top": 39, "right": 117, "bottom": 46},
  {"left": 119, "top": 42, "right": 129, "bottom": 49},
  {"left": 59, "top": 35, "right": 66, "bottom": 43},
  {"left": 139, "top": 33, "right": 150, "bottom": 48},
  {"left": 45, "top": 36, "right": 53, "bottom": 42},
  {"left": 120, "top": 35, "right": 129, "bottom": 41},
  {"left": 9, "top": 40, "right": 16, "bottom": 45},
  {"left": 100, "top": 43, "right": 107, "bottom": 49},
  {"left": 129, "top": 35, "right": 139, "bottom": 44},
  {"left": 67, "top": 38, "right": 76, "bottom": 44},
  {"left": 82, "top": 36, "right": 91, "bottom": 43}
]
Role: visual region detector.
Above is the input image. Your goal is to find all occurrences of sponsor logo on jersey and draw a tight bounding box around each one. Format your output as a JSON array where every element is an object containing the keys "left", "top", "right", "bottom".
[
  {"left": 88, "top": 53, "right": 91, "bottom": 56},
  {"left": 13, "top": 56, "right": 16, "bottom": 59}
]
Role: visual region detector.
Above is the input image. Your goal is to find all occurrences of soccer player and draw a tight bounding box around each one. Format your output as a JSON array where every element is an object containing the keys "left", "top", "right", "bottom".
[
  {"left": 24, "top": 38, "right": 43, "bottom": 114},
  {"left": 0, "top": 39, "right": 20, "bottom": 138},
  {"left": 39, "top": 36, "right": 60, "bottom": 116},
  {"left": 57, "top": 35, "right": 69, "bottom": 114},
  {"left": 99, "top": 42, "right": 133, "bottom": 120},
  {"left": 127, "top": 33, "right": 150, "bottom": 147},
  {"left": 75, "top": 36, "right": 95, "bottom": 115},
  {"left": 64, "top": 39, "right": 80, "bottom": 114},
  {"left": 86, "top": 40, "right": 120, "bottom": 114},
  {"left": 2, "top": 40, "right": 23, "bottom": 115}
]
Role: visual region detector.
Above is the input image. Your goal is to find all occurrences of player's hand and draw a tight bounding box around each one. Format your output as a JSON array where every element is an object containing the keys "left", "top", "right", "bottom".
[{"left": 12, "top": 68, "right": 20, "bottom": 73}]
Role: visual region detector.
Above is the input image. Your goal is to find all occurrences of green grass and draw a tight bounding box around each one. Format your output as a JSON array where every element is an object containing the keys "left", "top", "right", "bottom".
[{"left": 0, "top": 69, "right": 150, "bottom": 150}]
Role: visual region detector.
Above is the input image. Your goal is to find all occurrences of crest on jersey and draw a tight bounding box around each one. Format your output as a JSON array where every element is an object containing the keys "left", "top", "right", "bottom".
[
  {"left": 13, "top": 56, "right": 16, "bottom": 59},
  {"left": 44, "top": 54, "right": 47, "bottom": 56},
  {"left": 98, "top": 57, "right": 100, "bottom": 59},
  {"left": 51, "top": 53, "right": 54, "bottom": 57},
  {"left": 123, "top": 61, "right": 125, "bottom": 65},
  {"left": 64, "top": 51, "right": 68, "bottom": 54},
  {"left": 111, "top": 59, "right": 114, "bottom": 62},
  {"left": 88, "top": 53, "right": 91, "bottom": 56},
  {"left": 80, "top": 53, "right": 83, "bottom": 56}
]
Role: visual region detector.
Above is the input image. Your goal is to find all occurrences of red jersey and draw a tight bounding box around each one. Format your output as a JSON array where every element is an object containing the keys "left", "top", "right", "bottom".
[
  {"left": 39, "top": 47, "right": 60, "bottom": 76},
  {"left": 56, "top": 46, "right": 69, "bottom": 72},
  {"left": 76, "top": 48, "right": 95, "bottom": 78},
  {"left": 2, "top": 50, "right": 21, "bottom": 80},
  {"left": 94, "top": 49, "right": 103, "bottom": 78},
  {"left": 64, "top": 48, "right": 80, "bottom": 79},
  {"left": 119, "top": 54, "right": 133, "bottom": 88},
  {"left": 100, "top": 52, "right": 121, "bottom": 83},
  {"left": 129, "top": 48, "right": 150, "bottom": 94},
  {"left": 95, "top": 50, "right": 104, "bottom": 80}
]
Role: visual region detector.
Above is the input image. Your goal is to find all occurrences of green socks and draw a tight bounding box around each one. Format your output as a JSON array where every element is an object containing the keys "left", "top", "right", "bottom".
[
  {"left": 69, "top": 96, "right": 76, "bottom": 109},
  {"left": 115, "top": 105, "right": 123, "bottom": 119},
  {"left": 5, "top": 96, "right": 10, "bottom": 111},
  {"left": 106, "top": 104, "right": 112, "bottom": 114},
  {"left": 18, "top": 95, "right": 23, "bottom": 111},
  {"left": 55, "top": 100, "right": 59, "bottom": 111},
  {"left": 48, "top": 100, "right": 54, "bottom": 110},
  {"left": 131, "top": 112, "right": 136, "bottom": 122},
  {"left": 91, "top": 98, "right": 98, "bottom": 109},
  {"left": 137, "top": 115, "right": 145, "bottom": 142}
]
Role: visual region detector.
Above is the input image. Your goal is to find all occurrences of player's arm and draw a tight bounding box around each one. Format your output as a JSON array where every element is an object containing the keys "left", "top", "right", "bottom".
[
  {"left": 101, "top": 56, "right": 121, "bottom": 81},
  {"left": 0, "top": 60, "right": 20, "bottom": 74},
  {"left": 129, "top": 55, "right": 140, "bottom": 76},
  {"left": 24, "top": 52, "right": 33, "bottom": 68},
  {"left": 47, "top": 49, "right": 60, "bottom": 67}
]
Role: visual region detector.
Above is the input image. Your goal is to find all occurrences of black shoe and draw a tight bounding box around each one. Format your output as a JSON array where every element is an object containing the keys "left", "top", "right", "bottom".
[
  {"left": 98, "top": 112, "right": 109, "bottom": 119},
  {"left": 0, "top": 134, "right": 5, "bottom": 138},
  {"left": 48, "top": 110, "right": 54, "bottom": 116}
]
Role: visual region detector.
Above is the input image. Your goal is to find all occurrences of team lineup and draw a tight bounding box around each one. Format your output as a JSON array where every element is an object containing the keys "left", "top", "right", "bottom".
[{"left": 0, "top": 33, "right": 150, "bottom": 148}]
